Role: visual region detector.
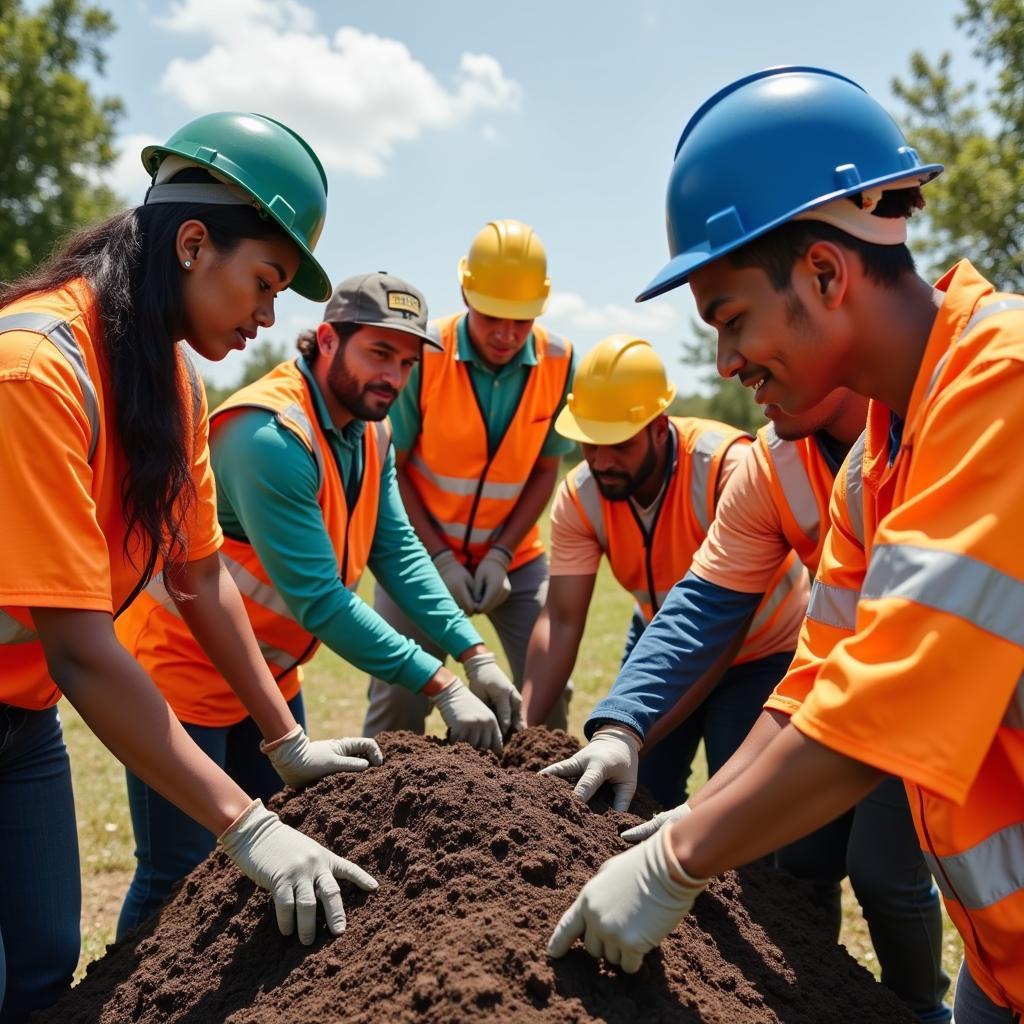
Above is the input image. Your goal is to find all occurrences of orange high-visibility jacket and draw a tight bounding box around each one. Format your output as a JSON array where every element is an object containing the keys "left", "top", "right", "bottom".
[
  {"left": 768, "top": 261, "right": 1024, "bottom": 1013},
  {"left": 756, "top": 424, "right": 836, "bottom": 573},
  {"left": 0, "top": 280, "right": 220, "bottom": 710},
  {"left": 404, "top": 313, "right": 572, "bottom": 572},
  {"left": 119, "top": 360, "right": 390, "bottom": 727},
  {"left": 565, "top": 417, "right": 805, "bottom": 656}
]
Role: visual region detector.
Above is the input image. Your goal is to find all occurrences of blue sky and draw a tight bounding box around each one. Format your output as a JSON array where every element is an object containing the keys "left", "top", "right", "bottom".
[{"left": 94, "top": 0, "right": 986, "bottom": 389}]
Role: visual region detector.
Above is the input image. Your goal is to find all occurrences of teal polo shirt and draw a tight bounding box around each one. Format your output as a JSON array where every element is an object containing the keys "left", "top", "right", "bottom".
[
  {"left": 390, "top": 314, "right": 576, "bottom": 455},
  {"left": 212, "top": 356, "right": 481, "bottom": 691}
]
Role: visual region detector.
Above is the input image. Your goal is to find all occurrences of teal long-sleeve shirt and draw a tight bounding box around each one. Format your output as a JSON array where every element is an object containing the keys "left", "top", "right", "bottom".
[{"left": 211, "top": 360, "right": 482, "bottom": 691}]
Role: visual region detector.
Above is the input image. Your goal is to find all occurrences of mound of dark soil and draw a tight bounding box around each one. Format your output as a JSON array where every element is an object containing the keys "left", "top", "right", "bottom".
[{"left": 38, "top": 729, "right": 912, "bottom": 1023}]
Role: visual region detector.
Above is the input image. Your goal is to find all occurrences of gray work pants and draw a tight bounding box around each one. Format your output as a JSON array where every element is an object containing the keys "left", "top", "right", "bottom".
[{"left": 363, "top": 553, "right": 570, "bottom": 735}]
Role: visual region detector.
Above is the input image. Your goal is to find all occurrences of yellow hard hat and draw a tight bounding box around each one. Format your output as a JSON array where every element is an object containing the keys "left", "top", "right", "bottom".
[
  {"left": 458, "top": 219, "right": 550, "bottom": 320},
  {"left": 556, "top": 335, "right": 676, "bottom": 445}
]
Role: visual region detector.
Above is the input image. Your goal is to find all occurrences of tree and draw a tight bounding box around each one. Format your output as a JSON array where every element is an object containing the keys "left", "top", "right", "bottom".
[
  {"left": 0, "top": 0, "right": 124, "bottom": 282},
  {"left": 678, "top": 319, "right": 764, "bottom": 434},
  {"left": 892, "top": 0, "right": 1024, "bottom": 289},
  {"left": 202, "top": 338, "right": 291, "bottom": 409}
]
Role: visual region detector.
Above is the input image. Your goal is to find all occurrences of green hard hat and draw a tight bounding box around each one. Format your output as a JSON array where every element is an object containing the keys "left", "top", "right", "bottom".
[{"left": 142, "top": 112, "right": 332, "bottom": 301}]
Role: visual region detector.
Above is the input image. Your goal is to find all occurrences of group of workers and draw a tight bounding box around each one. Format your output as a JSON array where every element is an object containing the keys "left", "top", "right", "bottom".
[{"left": 0, "top": 64, "right": 1020, "bottom": 1024}]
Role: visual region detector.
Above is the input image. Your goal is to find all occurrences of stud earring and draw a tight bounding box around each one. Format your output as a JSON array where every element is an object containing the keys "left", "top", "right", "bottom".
[{"left": 183, "top": 259, "right": 192, "bottom": 269}]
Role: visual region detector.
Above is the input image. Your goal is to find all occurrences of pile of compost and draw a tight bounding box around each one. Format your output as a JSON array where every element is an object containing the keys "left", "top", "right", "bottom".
[{"left": 39, "top": 729, "right": 912, "bottom": 1022}]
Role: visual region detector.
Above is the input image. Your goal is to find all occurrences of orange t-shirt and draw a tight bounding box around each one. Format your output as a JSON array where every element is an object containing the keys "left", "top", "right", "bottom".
[{"left": 0, "top": 279, "right": 223, "bottom": 709}]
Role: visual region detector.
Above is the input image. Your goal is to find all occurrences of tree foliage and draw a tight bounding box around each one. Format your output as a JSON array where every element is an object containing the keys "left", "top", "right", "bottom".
[
  {"left": 892, "top": 0, "right": 1024, "bottom": 289},
  {"left": 0, "top": 0, "right": 124, "bottom": 282},
  {"left": 677, "top": 319, "right": 765, "bottom": 434},
  {"left": 202, "top": 338, "right": 291, "bottom": 410}
]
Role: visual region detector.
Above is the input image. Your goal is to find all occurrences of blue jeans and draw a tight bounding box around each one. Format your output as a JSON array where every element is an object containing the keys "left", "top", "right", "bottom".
[
  {"left": 624, "top": 608, "right": 794, "bottom": 807},
  {"left": 0, "top": 705, "right": 81, "bottom": 1023},
  {"left": 775, "top": 777, "right": 952, "bottom": 1022},
  {"left": 118, "top": 692, "right": 305, "bottom": 939},
  {"left": 954, "top": 961, "right": 1020, "bottom": 1024}
]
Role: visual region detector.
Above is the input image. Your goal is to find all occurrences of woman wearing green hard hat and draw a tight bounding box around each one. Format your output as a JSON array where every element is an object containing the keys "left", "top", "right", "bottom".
[{"left": 0, "top": 112, "right": 381, "bottom": 1022}]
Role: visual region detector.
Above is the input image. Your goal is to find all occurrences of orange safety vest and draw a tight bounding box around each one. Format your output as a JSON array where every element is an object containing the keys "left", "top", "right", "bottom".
[
  {"left": 0, "top": 281, "right": 206, "bottom": 710},
  {"left": 119, "top": 360, "right": 390, "bottom": 726},
  {"left": 756, "top": 425, "right": 836, "bottom": 573},
  {"left": 404, "top": 313, "right": 572, "bottom": 572},
  {"left": 770, "top": 263, "right": 1024, "bottom": 1012},
  {"left": 565, "top": 417, "right": 804, "bottom": 656}
]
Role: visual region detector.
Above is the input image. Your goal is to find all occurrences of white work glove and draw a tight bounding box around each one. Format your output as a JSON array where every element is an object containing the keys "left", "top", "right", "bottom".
[
  {"left": 464, "top": 651, "right": 523, "bottom": 736},
  {"left": 547, "top": 828, "right": 708, "bottom": 973},
  {"left": 218, "top": 799, "right": 379, "bottom": 945},
  {"left": 262, "top": 725, "right": 384, "bottom": 789},
  {"left": 432, "top": 549, "right": 477, "bottom": 615},
  {"left": 472, "top": 546, "right": 512, "bottom": 614},
  {"left": 620, "top": 801, "right": 692, "bottom": 843},
  {"left": 430, "top": 678, "right": 503, "bottom": 755},
  {"left": 538, "top": 726, "right": 641, "bottom": 812}
]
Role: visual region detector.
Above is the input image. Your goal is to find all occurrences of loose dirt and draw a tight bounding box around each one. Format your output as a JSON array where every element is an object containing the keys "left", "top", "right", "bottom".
[{"left": 38, "top": 729, "right": 913, "bottom": 1022}]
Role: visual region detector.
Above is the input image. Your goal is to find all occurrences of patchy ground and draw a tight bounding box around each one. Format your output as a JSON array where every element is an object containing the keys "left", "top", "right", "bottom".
[{"left": 38, "top": 730, "right": 913, "bottom": 1023}]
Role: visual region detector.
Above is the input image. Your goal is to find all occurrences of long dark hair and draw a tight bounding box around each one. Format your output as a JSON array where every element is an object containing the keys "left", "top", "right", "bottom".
[{"left": 0, "top": 170, "right": 285, "bottom": 598}]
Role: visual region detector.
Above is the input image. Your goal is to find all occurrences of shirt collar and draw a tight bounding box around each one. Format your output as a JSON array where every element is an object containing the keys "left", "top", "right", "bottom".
[
  {"left": 298, "top": 354, "right": 366, "bottom": 447},
  {"left": 455, "top": 313, "right": 537, "bottom": 373}
]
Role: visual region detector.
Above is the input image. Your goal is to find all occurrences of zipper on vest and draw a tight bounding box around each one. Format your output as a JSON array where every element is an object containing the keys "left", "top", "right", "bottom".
[{"left": 626, "top": 427, "right": 677, "bottom": 616}]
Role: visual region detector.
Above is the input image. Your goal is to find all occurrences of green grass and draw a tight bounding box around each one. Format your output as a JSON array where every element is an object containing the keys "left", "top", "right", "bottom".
[{"left": 65, "top": 560, "right": 961, "bottom": 999}]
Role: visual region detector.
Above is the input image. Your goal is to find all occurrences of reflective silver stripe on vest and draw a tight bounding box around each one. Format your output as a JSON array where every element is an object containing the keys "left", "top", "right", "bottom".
[
  {"left": 373, "top": 420, "right": 391, "bottom": 462},
  {"left": 691, "top": 430, "right": 730, "bottom": 531},
  {"left": 571, "top": 463, "right": 608, "bottom": 551},
  {"left": 807, "top": 580, "right": 859, "bottom": 632},
  {"left": 863, "top": 544, "right": 1024, "bottom": 647},
  {"left": 844, "top": 432, "right": 867, "bottom": 547},
  {"left": 926, "top": 297, "right": 1024, "bottom": 398},
  {"left": 0, "top": 312, "right": 100, "bottom": 463},
  {"left": 278, "top": 402, "right": 324, "bottom": 485},
  {"left": 408, "top": 452, "right": 525, "bottom": 501},
  {"left": 436, "top": 519, "right": 495, "bottom": 546},
  {"left": 544, "top": 330, "right": 570, "bottom": 358},
  {"left": 750, "top": 557, "right": 803, "bottom": 633},
  {"left": 145, "top": 572, "right": 296, "bottom": 672},
  {"left": 218, "top": 553, "right": 296, "bottom": 621},
  {"left": 764, "top": 425, "right": 819, "bottom": 546},
  {"left": 0, "top": 609, "right": 37, "bottom": 643},
  {"left": 923, "top": 820, "right": 1024, "bottom": 910},
  {"left": 1002, "top": 673, "right": 1024, "bottom": 730},
  {"left": 632, "top": 588, "right": 670, "bottom": 610}
]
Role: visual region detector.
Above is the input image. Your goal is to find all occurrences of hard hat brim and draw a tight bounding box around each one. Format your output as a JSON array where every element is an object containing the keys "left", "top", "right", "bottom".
[
  {"left": 554, "top": 405, "right": 662, "bottom": 446},
  {"left": 463, "top": 287, "right": 548, "bottom": 321}
]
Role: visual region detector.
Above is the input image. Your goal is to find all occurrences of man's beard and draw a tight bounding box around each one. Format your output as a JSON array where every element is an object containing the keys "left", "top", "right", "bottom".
[
  {"left": 327, "top": 347, "right": 397, "bottom": 421},
  {"left": 591, "top": 432, "right": 659, "bottom": 501}
]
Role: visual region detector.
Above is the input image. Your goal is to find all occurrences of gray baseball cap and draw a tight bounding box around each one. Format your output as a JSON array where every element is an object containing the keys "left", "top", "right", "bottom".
[{"left": 323, "top": 271, "right": 440, "bottom": 349}]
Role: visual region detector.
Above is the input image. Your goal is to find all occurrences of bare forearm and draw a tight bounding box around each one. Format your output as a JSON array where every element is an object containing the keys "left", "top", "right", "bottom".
[
  {"left": 672, "top": 723, "right": 883, "bottom": 877},
  {"left": 688, "top": 709, "right": 789, "bottom": 808},
  {"left": 522, "top": 607, "right": 584, "bottom": 726},
  {"left": 33, "top": 609, "right": 249, "bottom": 834},
  {"left": 492, "top": 459, "right": 558, "bottom": 554},
  {"left": 170, "top": 554, "right": 295, "bottom": 742}
]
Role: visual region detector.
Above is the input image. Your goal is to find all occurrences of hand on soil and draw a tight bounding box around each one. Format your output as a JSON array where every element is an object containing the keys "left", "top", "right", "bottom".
[
  {"left": 430, "top": 679, "right": 504, "bottom": 754},
  {"left": 464, "top": 652, "right": 523, "bottom": 736},
  {"left": 547, "top": 830, "right": 706, "bottom": 973},
  {"left": 218, "top": 799, "right": 379, "bottom": 945},
  {"left": 263, "top": 726, "right": 385, "bottom": 788},
  {"left": 538, "top": 727, "right": 640, "bottom": 811},
  {"left": 620, "top": 801, "right": 691, "bottom": 843}
]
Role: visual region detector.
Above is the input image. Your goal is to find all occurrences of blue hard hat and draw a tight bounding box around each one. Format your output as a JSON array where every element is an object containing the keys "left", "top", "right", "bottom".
[{"left": 637, "top": 66, "right": 943, "bottom": 302}]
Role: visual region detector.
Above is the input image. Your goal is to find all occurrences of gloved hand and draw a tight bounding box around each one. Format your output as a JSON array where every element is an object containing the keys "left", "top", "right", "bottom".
[
  {"left": 430, "top": 678, "right": 503, "bottom": 755},
  {"left": 464, "top": 651, "right": 523, "bottom": 736},
  {"left": 432, "top": 549, "right": 477, "bottom": 615},
  {"left": 262, "top": 725, "right": 384, "bottom": 789},
  {"left": 218, "top": 799, "right": 379, "bottom": 945},
  {"left": 472, "top": 546, "right": 512, "bottom": 614},
  {"left": 538, "top": 726, "right": 641, "bottom": 811},
  {"left": 620, "top": 801, "right": 692, "bottom": 843},
  {"left": 547, "top": 828, "right": 708, "bottom": 973}
]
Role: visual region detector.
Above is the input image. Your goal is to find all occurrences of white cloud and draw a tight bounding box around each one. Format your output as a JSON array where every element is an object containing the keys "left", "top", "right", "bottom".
[
  {"left": 545, "top": 291, "right": 680, "bottom": 337},
  {"left": 156, "top": 0, "right": 522, "bottom": 177}
]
